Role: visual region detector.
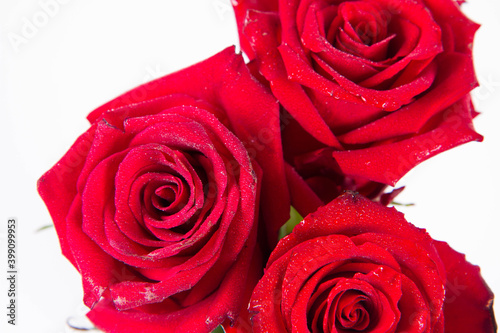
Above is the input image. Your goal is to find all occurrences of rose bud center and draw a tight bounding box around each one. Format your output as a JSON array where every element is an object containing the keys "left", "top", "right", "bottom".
[{"left": 335, "top": 290, "right": 371, "bottom": 331}]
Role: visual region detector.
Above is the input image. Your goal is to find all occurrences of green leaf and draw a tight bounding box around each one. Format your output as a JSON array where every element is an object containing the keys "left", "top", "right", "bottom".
[
  {"left": 211, "top": 325, "right": 225, "bottom": 333},
  {"left": 391, "top": 201, "right": 415, "bottom": 207},
  {"left": 278, "top": 206, "right": 303, "bottom": 240},
  {"left": 36, "top": 224, "right": 54, "bottom": 233}
]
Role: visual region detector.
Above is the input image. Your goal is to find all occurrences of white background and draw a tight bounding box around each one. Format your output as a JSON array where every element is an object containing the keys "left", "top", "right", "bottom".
[{"left": 0, "top": 1, "right": 498, "bottom": 332}]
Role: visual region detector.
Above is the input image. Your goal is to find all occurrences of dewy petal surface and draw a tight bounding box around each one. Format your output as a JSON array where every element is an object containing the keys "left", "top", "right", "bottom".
[
  {"left": 249, "top": 192, "right": 495, "bottom": 332},
  {"left": 232, "top": 0, "right": 482, "bottom": 204},
  {"left": 38, "top": 47, "right": 284, "bottom": 331}
]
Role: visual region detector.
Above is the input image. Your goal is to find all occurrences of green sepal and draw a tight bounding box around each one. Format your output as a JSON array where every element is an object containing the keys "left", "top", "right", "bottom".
[{"left": 278, "top": 206, "right": 303, "bottom": 240}]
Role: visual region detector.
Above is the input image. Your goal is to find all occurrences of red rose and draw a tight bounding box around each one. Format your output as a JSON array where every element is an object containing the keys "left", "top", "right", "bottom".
[
  {"left": 37, "top": 47, "right": 289, "bottom": 332},
  {"left": 250, "top": 192, "right": 496, "bottom": 332},
  {"left": 232, "top": 0, "right": 483, "bottom": 212}
]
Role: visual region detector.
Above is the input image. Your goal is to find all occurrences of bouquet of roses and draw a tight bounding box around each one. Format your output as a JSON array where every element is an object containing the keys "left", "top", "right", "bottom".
[{"left": 38, "top": 0, "right": 496, "bottom": 332}]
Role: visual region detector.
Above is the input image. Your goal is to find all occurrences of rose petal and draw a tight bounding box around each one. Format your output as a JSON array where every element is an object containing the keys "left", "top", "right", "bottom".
[
  {"left": 339, "top": 53, "right": 478, "bottom": 145},
  {"left": 67, "top": 196, "right": 124, "bottom": 308},
  {"left": 433, "top": 241, "right": 497, "bottom": 333},
  {"left": 329, "top": 96, "right": 483, "bottom": 185},
  {"left": 37, "top": 125, "right": 96, "bottom": 265},
  {"left": 88, "top": 221, "right": 259, "bottom": 333}
]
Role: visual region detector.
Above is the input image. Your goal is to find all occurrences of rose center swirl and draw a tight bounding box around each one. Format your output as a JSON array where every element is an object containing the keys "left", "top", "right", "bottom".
[
  {"left": 304, "top": 268, "right": 387, "bottom": 333},
  {"left": 146, "top": 179, "right": 190, "bottom": 215},
  {"left": 334, "top": 290, "right": 371, "bottom": 331}
]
